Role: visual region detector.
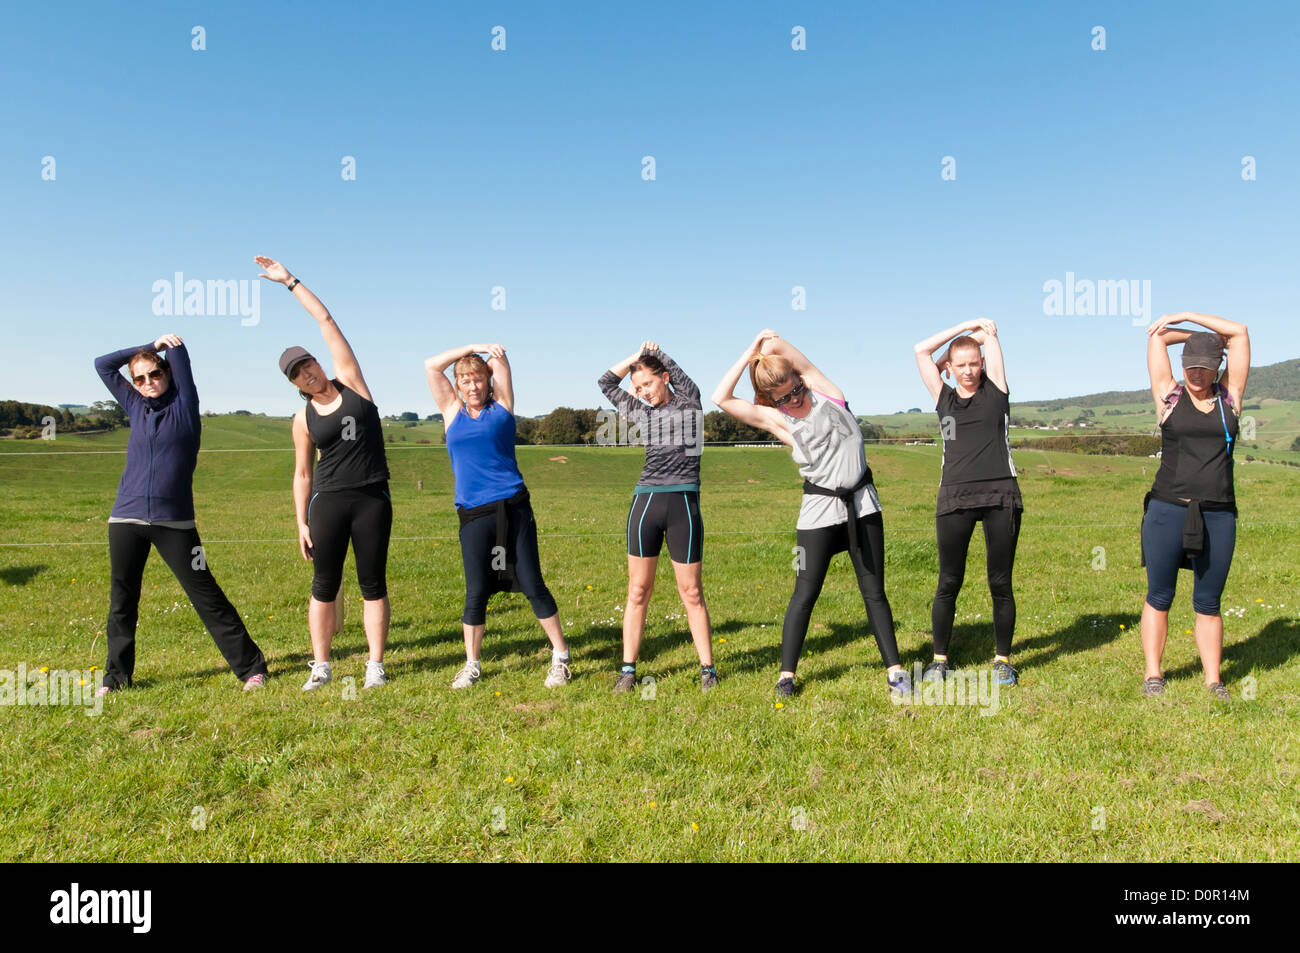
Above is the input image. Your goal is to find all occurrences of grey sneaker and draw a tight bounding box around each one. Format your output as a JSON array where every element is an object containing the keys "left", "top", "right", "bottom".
[
  {"left": 701, "top": 669, "right": 720, "bottom": 692},
  {"left": 1142, "top": 676, "right": 1166, "bottom": 698},
  {"left": 242, "top": 673, "right": 267, "bottom": 692},
  {"left": 301, "top": 661, "right": 331, "bottom": 691},
  {"left": 775, "top": 677, "right": 796, "bottom": 698},
  {"left": 363, "top": 660, "right": 387, "bottom": 689},
  {"left": 612, "top": 671, "right": 637, "bottom": 693},
  {"left": 1208, "top": 681, "right": 1230, "bottom": 701},
  {"left": 545, "top": 659, "right": 572, "bottom": 689},
  {"left": 451, "top": 663, "right": 481, "bottom": 690}
]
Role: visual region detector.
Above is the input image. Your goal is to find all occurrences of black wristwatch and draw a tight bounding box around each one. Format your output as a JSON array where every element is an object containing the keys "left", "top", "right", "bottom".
[{"left": 286, "top": 277, "right": 300, "bottom": 292}]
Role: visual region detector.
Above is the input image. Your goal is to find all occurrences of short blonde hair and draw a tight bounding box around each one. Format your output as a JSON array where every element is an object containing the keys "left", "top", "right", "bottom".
[{"left": 453, "top": 353, "right": 493, "bottom": 400}]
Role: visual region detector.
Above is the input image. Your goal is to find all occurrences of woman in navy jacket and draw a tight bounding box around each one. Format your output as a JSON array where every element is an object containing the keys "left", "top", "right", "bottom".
[{"left": 94, "top": 334, "right": 269, "bottom": 694}]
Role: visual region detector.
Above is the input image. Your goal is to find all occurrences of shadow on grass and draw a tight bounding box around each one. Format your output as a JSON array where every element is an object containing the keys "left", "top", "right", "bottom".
[
  {"left": 0, "top": 564, "right": 46, "bottom": 586},
  {"left": 1163, "top": 616, "right": 1300, "bottom": 683},
  {"left": 714, "top": 611, "right": 1139, "bottom": 687}
]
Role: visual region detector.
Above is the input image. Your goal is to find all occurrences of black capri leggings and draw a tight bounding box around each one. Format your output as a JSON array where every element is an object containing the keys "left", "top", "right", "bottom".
[
  {"left": 931, "top": 505, "right": 1022, "bottom": 658},
  {"left": 780, "top": 512, "right": 900, "bottom": 674},
  {"left": 460, "top": 496, "right": 558, "bottom": 626},
  {"left": 307, "top": 482, "right": 392, "bottom": 601}
]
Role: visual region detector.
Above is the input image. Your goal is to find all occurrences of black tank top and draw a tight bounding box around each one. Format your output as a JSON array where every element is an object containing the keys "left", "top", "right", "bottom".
[
  {"left": 935, "top": 377, "right": 1021, "bottom": 515},
  {"left": 305, "top": 380, "right": 390, "bottom": 492},
  {"left": 1151, "top": 383, "right": 1236, "bottom": 505}
]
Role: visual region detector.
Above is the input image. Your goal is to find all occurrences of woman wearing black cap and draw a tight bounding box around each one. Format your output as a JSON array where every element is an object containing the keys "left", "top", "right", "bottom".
[
  {"left": 1141, "top": 312, "right": 1250, "bottom": 700},
  {"left": 258, "top": 256, "right": 392, "bottom": 692}
]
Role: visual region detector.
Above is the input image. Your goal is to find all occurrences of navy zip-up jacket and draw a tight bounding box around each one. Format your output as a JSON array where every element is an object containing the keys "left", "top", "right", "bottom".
[{"left": 94, "top": 342, "right": 201, "bottom": 522}]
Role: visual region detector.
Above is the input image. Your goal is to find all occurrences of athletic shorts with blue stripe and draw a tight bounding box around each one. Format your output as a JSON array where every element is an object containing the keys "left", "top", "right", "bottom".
[{"left": 626, "top": 486, "right": 703, "bottom": 564}]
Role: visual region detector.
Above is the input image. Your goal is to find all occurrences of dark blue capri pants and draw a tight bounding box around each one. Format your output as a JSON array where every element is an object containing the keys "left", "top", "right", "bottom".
[{"left": 1141, "top": 498, "right": 1237, "bottom": 616}]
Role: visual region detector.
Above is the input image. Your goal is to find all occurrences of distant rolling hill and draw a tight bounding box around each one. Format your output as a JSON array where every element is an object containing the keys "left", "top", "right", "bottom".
[{"left": 861, "top": 358, "right": 1300, "bottom": 462}]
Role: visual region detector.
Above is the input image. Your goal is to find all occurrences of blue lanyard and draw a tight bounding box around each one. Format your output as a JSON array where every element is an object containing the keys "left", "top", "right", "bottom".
[{"left": 1215, "top": 384, "right": 1233, "bottom": 455}]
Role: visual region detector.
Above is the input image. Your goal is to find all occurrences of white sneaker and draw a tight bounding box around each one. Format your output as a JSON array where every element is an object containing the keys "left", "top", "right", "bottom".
[
  {"left": 364, "top": 660, "right": 387, "bottom": 689},
  {"left": 301, "top": 661, "right": 332, "bottom": 691},
  {"left": 545, "top": 659, "right": 572, "bottom": 689},
  {"left": 451, "top": 663, "right": 481, "bottom": 690}
]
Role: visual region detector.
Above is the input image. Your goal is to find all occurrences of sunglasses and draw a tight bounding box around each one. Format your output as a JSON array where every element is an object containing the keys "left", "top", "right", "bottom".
[
  {"left": 773, "top": 380, "right": 806, "bottom": 407},
  {"left": 132, "top": 368, "right": 166, "bottom": 385}
]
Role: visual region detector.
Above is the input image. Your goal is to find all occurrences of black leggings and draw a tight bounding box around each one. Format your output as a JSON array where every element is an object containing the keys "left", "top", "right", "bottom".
[
  {"left": 780, "top": 513, "right": 900, "bottom": 673},
  {"left": 307, "top": 483, "right": 392, "bottom": 601},
  {"left": 932, "top": 505, "right": 1022, "bottom": 658},
  {"left": 105, "top": 522, "right": 268, "bottom": 689},
  {"left": 459, "top": 497, "right": 558, "bottom": 626}
]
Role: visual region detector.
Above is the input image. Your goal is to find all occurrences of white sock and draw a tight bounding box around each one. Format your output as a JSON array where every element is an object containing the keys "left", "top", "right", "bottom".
[{"left": 552, "top": 649, "right": 569, "bottom": 663}]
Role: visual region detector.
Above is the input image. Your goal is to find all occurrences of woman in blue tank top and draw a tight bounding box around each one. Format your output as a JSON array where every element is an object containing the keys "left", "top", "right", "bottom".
[
  {"left": 425, "top": 343, "right": 572, "bottom": 691},
  {"left": 1140, "top": 312, "right": 1250, "bottom": 701}
]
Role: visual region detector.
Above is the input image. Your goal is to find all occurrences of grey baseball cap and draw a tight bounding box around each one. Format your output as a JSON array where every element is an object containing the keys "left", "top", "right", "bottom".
[
  {"left": 1181, "top": 332, "right": 1224, "bottom": 370},
  {"left": 278, "top": 346, "right": 316, "bottom": 378}
]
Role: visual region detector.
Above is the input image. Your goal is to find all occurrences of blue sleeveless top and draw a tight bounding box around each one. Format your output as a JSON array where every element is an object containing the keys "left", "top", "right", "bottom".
[{"left": 445, "top": 401, "right": 526, "bottom": 509}]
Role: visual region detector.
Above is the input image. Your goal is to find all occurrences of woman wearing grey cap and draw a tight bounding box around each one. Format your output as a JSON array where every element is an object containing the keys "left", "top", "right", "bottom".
[
  {"left": 1141, "top": 312, "right": 1250, "bottom": 701},
  {"left": 258, "top": 256, "right": 392, "bottom": 692}
]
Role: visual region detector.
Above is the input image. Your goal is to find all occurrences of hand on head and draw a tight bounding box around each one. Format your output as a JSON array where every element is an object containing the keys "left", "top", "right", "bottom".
[{"left": 153, "top": 333, "right": 183, "bottom": 351}]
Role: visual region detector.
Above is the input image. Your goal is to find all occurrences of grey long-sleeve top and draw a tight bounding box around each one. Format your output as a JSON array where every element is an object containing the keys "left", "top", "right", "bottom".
[{"left": 598, "top": 349, "right": 704, "bottom": 487}]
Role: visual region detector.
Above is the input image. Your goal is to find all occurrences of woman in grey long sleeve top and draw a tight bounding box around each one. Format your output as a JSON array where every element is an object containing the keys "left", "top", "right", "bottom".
[{"left": 598, "top": 342, "right": 717, "bottom": 692}]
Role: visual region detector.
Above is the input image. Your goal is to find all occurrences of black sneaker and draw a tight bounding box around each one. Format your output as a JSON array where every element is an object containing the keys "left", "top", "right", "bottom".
[
  {"left": 1142, "top": 676, "right": 1166, "bottom": 698},
  {"left": 1208, "top": 681, "right": 1230, "bottom": 701},
  {"left": 775, "top": 677, "right": 796, "bottom": 698},
  {"left": 612, "top": 672, "right": 636, "bottom": 693},
  {"left": 701, "top": 670, "right": 720, "bottom": 692},
  {"left": 921, "top": 660, "right": 949, "bottom": 683}
]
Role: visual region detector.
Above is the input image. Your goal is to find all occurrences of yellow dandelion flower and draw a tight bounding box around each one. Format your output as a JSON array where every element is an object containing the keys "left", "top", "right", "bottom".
[
  {"left": 719, "top": 638, "right": 727, "bottom": 644},
  {"left": 1256, "top": 599, "right": 1264, "bottom": 603},
  {"left": 774, "top": 702, "right": 784, "bottom": 709},
  {"left": 649, "top": 802, "right": 657, "bottom": 809},
  {"left": 79, "top": 680, "right": 87, "bottom": 687},
  {"left": 494, "top": 691, "right": 502, "bottom": 697},
  {"left": 586, "top": 585, "right": 593, "bottom": 590},
  {"left": 691, "top": 822, "right": 699, "bottom": 832},
  {"left": 39, "top": 667, "right": 49, "bottom": 674},
  {"left": 505, "top": 776, "right": 515, "bottom": 784},
  {"left": 1119, "top": 624, "right": 1126, "bottom": 630},
  {"left": 1184, "top": 629, "right": 1192, "bottom": 634}
]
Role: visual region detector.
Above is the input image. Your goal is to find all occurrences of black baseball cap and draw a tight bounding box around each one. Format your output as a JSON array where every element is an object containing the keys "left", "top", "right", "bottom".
[{"left": 1181, "top": 332, "right": 1224, "bottom": 371}]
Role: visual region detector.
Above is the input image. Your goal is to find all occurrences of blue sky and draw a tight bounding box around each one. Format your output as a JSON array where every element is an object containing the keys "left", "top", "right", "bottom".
[{"left": 3, "top": 1, "right": 1297, "bottom": 416}]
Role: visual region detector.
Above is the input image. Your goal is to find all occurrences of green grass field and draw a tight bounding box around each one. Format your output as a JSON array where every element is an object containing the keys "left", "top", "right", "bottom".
[{"left": 2, "top": 417, "right": 1298, "bottom": 861}]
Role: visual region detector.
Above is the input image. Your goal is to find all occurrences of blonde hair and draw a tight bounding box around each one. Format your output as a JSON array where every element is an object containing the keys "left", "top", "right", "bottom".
[
  {"left": 748, "top": 354, "right": 794, "bottom": 408},
  {"left": 948, "top": 335, "right": 982, "bottom": 361},
  {"left": 453, "top": 353, "right": 493, "bottom": 400}
]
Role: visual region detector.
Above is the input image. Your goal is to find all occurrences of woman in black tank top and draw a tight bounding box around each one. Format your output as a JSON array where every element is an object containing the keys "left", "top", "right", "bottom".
[
  {"left": 258, "top": 255, "right": 393, "bottom": 693},
  {"left": 1139, "top": 312, "right": 1250, "bottom": 701},
  {"left": 914, "top": 319, "right": 1023, "bottom": 687}
]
